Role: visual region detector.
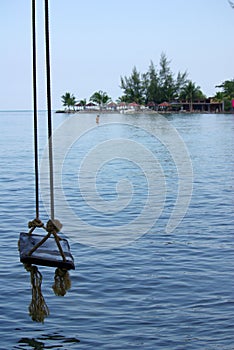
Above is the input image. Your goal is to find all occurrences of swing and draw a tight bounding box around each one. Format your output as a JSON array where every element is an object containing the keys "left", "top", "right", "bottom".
[
  {"left": 19, "top": 0, "right": 75, "bottom": 270},
  {"left": 18, "top": 0, "right": 74, "bottom": 271},
  {"left": 18, "top": 0, "right": 75, "bottom": 322},
  {"left": 19, "top": 222, "right": 75, "bottom": 270}
]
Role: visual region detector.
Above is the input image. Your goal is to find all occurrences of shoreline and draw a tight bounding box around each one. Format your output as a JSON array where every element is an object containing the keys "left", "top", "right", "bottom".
[{"left": 55, "top": 109, "right": 234, "bottom": 115}]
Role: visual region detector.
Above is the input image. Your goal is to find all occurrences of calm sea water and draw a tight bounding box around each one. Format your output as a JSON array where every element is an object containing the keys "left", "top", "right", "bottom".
[{"left": 0, "top": 111, "right": 233, "bottom": 349}]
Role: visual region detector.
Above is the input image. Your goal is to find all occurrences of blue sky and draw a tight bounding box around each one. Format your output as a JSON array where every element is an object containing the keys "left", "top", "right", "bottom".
[{"left": 0, "top": 0, "right": 233, "bottom": 110}]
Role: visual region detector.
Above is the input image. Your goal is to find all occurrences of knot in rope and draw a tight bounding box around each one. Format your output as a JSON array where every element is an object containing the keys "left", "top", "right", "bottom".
[
  {"left": 46, "top": 219, "right": 62, "bottom": 233},
  {"left": 26, "top": 217, "right": 66, "bottom": 262},
  {"left": 28, "top": 218, "right": 44, "bottom": 229}
]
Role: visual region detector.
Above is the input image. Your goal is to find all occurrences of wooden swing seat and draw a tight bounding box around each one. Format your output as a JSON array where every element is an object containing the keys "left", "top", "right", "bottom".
[{"left": 19, "top": 232, "right": 75, "bottom": 270}]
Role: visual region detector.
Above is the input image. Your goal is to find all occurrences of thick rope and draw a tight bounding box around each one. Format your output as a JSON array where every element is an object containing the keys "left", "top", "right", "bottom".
[
  {"left": 24, "top": 264, "right": 49, "bottom": 323},
  {"left": 44, "top": 0, "right": 55, "bottom": 221},
  {"left": 28, "top": 218, "right": 44, "bottom": 234},
  {"left": 52, "top": 268, "right": 71, "bottom": 296},
  {"left": 32, "top": 0, "right": 40, "bottom": 219},
  {"left": 19, "top": 1, "right": 72, "bottom": 324},
  {"left": 27, "top": 218, "right": 66, "bottom": 262}
]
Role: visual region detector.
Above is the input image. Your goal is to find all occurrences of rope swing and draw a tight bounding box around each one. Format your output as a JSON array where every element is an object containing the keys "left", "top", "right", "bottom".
[{"left": 18, "top": 0, "right": 75, "bottom": 323}]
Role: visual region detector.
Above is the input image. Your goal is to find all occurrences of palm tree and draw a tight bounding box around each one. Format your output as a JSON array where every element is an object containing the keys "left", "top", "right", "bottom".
[
  {"left": 213, "top": 91, "right": 224, "bottom": 102},
  {"left": 61, "top": 92, "right": 76, "bottom": 111},
  {"left": 180, "top": 81, "right": 204, "bottom": 112},
  {"left": 90, "top": 90, "right": 111, "bottom": 110},
  {"left": 79, "top": 98, "right": 87, "bottom": 109}
]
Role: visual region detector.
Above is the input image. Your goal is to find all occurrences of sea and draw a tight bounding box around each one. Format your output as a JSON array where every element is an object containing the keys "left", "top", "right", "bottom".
[{"left": 0, "top": 110, "right": 233, "bottom": 349}]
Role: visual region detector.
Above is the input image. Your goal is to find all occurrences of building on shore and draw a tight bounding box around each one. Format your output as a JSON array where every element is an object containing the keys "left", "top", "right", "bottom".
[
  {"left": 67, "top": 98, "right": 224, "bottom": 114},
  {"left": 170, "top": 98, "right": 224, "bottom": 113}
]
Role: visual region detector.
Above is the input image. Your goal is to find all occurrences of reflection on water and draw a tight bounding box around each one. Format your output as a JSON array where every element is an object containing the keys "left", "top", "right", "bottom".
[
  {"left": 18, "top": 337, "right": 44, "bottom": 349},
  {"left": 17, "top": 333, "right": 80, "bottom": 349}
]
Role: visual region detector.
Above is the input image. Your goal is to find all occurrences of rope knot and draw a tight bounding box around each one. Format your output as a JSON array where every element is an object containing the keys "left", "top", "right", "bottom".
[
  {"left": 28, "top": 218, "right": 44, "bottom": 229},
  {"left": 46, "top": 219, "right": 62, "bottom": 233}
]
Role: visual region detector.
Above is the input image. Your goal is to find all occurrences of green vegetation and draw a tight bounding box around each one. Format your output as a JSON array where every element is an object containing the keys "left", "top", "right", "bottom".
[
  {"left": 120, "top": 66, "right": 145, "bottom": 105},
  {"left": 120, "top": 53, "right": 205, "bottom": 106},
  {"left": 90, "top": 90, "right": 111, "bottom": 110},
  {"left": 78, "top": 98, "right": 87, "bottom": 108},
  {"left": 61, "top": 92, "right": 76, "bottom": 111},
  {"left": 214, "top": 79, "right": 234, "bottom": 111},
  {"left": 180, "top": 81, "right": 205, "bottom": 112},
  {"left": 60, "top": 53, "right": 234, "bottom": 112}
]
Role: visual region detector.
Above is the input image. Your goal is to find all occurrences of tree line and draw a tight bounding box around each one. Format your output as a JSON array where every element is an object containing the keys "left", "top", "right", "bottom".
[
  {"left": 61, "top": 52, "right": 234, "bottom": 111},
  {"left": 61, "top": 90, "right": 111, "bottom": 111},
  {"left": 119, "top": 52, "right": 204, "bottom": 106}
]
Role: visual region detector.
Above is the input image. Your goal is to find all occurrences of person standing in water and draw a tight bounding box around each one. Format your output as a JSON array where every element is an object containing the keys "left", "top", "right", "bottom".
[{"left": 96, "top": 115, "right": 100, "bottom": 124}]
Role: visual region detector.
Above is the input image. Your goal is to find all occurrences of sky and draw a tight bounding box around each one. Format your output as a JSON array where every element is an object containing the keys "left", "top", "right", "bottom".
[{"left": 0, "top": 0, "right": 233, "bottom": 110}]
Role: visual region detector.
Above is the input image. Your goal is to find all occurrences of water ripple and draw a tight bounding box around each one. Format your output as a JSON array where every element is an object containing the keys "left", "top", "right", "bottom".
[{"left": 0, "top": 112, "right": 233, "bottom": 349}]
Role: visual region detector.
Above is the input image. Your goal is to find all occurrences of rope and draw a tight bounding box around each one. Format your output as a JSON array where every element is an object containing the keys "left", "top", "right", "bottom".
[
  {"left": 52, "top": 268, "right": 71, "bottom": 296},
  {"left": 29, "top": 0, "right": 62, "bottom": 251},
  {"left": 19, "top": 1, "right": 73, "bottom": 324},
  {"left": 31, "top": 0, "right": 55, "bottom": 223},
  {"left": 44, "top": 0, "right": 55, "bottom": 221},
  {"left": 32, "top": 0, "right": 39, "bottom": 219},
  {"left": 24, "top": 264, "right": 50, "bottom": 323},
  {"left": 28, "top": 218, "right": 44, "bottom": 234},
  {"left": 27, "top": 218, "right": 66, "bottom": 262}
]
